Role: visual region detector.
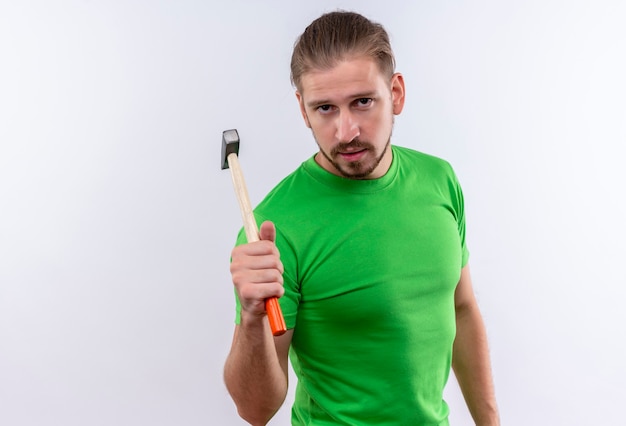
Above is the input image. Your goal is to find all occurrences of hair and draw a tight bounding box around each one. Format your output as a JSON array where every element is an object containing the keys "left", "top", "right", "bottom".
[{"left": 290, "top": 11, "right": 396, "bottom": 91}]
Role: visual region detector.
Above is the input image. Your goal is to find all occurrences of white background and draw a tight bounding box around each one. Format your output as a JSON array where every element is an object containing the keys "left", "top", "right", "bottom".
[{"left": 1, "top": 1, "right": 625, "bottom": 425}]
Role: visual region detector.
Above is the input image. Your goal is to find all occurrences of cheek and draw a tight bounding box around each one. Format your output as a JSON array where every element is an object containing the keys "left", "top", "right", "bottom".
[
  {"left": 365, "top": 114, "right": 389, "bottom": 136},
  {"left": 310, "top": 120, "right": 333, "bottom": 137},
  {"left": 309, "top": 122, "right": 333, "bottom": 147}
]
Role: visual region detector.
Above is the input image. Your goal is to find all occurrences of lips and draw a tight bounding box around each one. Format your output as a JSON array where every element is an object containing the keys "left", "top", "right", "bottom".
[{"left": 338, "top": 149, "right": 367, "bottom": 162}]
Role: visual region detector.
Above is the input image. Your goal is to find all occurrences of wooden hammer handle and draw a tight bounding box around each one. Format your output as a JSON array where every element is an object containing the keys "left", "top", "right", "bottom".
[{"left": 227, "top": 153, "right": 287, "bottom": 336}]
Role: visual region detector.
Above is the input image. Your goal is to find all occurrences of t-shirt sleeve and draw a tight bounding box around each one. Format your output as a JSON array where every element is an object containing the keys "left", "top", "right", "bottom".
[{"left": 450, "top": 168, "right": 470, "bottom": 267}]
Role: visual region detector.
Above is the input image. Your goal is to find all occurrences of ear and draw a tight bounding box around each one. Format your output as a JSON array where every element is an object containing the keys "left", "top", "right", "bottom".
[
  {"left": 295, "top": 91, "right": 311, "bottom": 128},
  {"left": 390, "top": 73, "right": 406, "bottom": 115}
]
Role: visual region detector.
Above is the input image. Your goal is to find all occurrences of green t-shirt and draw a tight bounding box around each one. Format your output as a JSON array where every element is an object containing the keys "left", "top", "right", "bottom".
[{"left": 235, "top": 145, "right": 469, "bottom": 425}]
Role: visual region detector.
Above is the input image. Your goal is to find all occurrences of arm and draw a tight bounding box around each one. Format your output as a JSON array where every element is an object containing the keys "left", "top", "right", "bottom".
[
  {"left": 452, "top": 265, "right": 500, "bottom": 426},
  {"left": 224, "top": 325, "right": 292, "bottom": 425},
  {"left": 223, "top": 221, "right": 293, "bottom": 425}
]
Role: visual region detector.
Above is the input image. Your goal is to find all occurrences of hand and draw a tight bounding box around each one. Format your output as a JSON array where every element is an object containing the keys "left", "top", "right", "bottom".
[{"left": 230, "top": 221, "right": 285, "bottom": 319}]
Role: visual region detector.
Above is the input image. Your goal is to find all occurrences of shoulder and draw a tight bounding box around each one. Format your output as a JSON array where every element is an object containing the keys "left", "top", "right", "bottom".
[
  {"left": 253, "top": 158, "right": 316, "bottom": 222},
  {"left": 392, "top": 145, "right": 457, "bottom": 179},
  {"left": 259, "top": 161, "right": 310, "bottom": 202}
]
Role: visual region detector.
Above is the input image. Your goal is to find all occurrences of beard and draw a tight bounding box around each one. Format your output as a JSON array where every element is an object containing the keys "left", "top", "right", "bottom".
[{"left": 317, "top": 137, "right": 391, "bottom": 179}]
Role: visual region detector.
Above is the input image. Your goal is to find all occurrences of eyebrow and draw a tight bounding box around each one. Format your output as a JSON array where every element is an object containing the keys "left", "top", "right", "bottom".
[{"left": 306, "top": 91, "right": 378, "bottom": 109}]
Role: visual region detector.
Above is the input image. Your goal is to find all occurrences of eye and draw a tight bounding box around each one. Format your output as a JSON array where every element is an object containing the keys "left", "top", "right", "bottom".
[
  {"left": 355, "top": 98, "right": 373, "bottom": 108},
  {"left": 317, "top": 104, "right": 335, "bottom": 114}
]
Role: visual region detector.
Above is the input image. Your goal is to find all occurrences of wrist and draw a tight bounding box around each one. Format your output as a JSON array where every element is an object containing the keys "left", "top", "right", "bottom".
[{"left": 239, "top": 309, "right": 271, "bottom": 332}]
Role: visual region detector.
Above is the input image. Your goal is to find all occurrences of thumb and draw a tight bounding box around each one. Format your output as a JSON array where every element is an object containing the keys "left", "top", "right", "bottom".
[{"left": 259, "top": 221, "right": 276, "bottom": 243}]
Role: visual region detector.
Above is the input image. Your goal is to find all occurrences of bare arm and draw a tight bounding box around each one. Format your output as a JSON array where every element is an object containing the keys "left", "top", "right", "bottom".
[
  {"left": 452, "top": 265, "right": 500, "bottom": 426},
  {"left": 223, "top": 221, "right": 292, "bottom": 425},
  {"left": 224, "top": 324, "right": 292, "bottom": 425}
]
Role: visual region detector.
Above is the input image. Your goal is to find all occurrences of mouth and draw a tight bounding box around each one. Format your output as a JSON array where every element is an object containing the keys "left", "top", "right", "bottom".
[{"left": 338, "top": 149, "right": 367, "bottom": 162}]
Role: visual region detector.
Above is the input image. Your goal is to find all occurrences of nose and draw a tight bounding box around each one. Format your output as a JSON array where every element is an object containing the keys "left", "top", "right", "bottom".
[{"left": 335, "top": 110, "right": 360, "bottom": 142}]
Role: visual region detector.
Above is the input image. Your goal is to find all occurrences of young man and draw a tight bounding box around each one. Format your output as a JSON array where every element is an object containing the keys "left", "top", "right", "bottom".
[{"left": 224, "top": 11, "right": 499, "bottom": 426}]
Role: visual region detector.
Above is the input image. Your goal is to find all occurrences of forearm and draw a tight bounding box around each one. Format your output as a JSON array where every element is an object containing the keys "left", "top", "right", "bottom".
[
  {"left": 224, "top": 314, "right": 288, "bottom": 425},
  {"left": 452, "top": 304, "right": 500, "bottom": 426}
]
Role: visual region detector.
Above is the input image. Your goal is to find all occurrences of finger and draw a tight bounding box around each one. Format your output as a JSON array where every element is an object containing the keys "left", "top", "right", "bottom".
[
  {"left": 236, "top": 255, "right": 284, "bottom": 275},
  {"left": 238, "top": 282, "right": 285, "bottom": 302},
  {"left": 230, "top": 248, "right": 284, "bottom": 278},
  {"left": 259, "top": 221, "right": 276, "bottom": 243},
  {"left": 231, "top": 240, "right": 279, "bottom": 259},
  {"left": 232, "top": 266, "right": 284, "bottom": 285},
  {"left": 238, "top": 283, "right": 285, "bottom": 315}
]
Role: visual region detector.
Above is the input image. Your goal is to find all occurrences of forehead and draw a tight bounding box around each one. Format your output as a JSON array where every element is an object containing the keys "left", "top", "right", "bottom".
[{"left": 299, "top": 57, "right": 389, "bottom": 105}]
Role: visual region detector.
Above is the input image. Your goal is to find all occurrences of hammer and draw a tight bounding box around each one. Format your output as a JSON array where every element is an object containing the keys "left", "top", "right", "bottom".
[{"left": 221, "top": 129, "right": 287, "bottom": 336}]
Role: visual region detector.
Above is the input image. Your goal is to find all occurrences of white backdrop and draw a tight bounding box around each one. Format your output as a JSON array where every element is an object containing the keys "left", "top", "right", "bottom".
[{"left": 1, "top": 1, "right": 625, "bottom": 425}]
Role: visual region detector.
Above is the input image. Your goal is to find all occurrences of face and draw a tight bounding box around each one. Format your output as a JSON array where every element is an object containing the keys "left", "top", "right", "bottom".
[{"left": 296, "top": 57, "right": 405, "bottom": 179}]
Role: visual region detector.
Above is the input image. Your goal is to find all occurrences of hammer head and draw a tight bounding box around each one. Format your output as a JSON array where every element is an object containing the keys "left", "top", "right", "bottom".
[{"left": 221, "top": 129, "right": 240, "bottom": 170}]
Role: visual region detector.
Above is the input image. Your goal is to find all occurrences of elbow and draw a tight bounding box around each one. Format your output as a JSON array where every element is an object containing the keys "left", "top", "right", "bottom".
[
  {"left": 237, "top": 411, "right": 272, "bottom": 426},
  {"left": 235, "top": 402, "right": 282, "bottom": 426},
  {"left": 225, "top": 379, "right": 286, "bottom": 426}
]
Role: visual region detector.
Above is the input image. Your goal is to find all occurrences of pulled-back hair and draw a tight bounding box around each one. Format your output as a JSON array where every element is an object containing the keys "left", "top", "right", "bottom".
[{"left": 290, "top": 11, "right": 396, "bottom": 91}]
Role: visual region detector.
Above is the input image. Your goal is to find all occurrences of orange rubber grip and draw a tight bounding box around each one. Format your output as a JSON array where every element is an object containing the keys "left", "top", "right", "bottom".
[{"left": 266, "top": 297, "right": 287, "bottom": 336}]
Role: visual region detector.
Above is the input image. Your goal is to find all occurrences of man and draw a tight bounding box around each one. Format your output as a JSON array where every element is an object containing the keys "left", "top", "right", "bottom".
[{"left": 224, "top": 11, "right": 499, "bottom": 426}]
